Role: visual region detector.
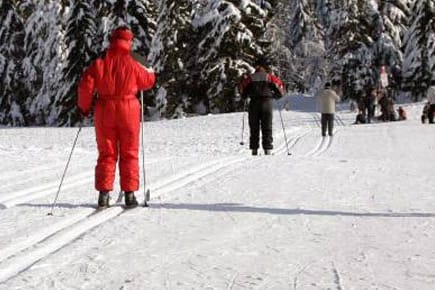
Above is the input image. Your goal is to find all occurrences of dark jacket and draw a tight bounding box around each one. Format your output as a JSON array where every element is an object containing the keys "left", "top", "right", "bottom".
[{"left": 240, "top": 70, "right": 284, "bottom": 100}]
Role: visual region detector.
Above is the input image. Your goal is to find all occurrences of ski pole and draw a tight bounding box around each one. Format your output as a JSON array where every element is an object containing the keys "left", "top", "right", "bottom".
[
  {"left": 140, "top": 91, "right": 150, "bottom": 207},
  {"left": 278, "top": 107, "right": 291, "bottom": 155},
  {"left": 48, "top": 124, "right": 82, "bottom": 216},
  {"left": 240, "top": 99, "right": 247, "bottom": 145}
]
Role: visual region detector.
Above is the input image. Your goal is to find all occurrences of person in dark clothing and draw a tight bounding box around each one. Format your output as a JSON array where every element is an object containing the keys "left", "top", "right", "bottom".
[
  {"left": 397, "top": 106, "right": 407, "bottom": 121},
  {"left": 422, "top": 102, "right": 430, "bottom": 123},
  {"left": 427, "top": 80, "right": 435, "bottom": 123},
  {"left": 386, "top": 97, "right": 397, "bottom": 121},
  {"left": 378, "top": 93, "right": 389, "bottom": 121},
  {"left": 364, "top": 88, "right": 376, "bottom": 123},
  {"left": 354, "top": 109, "right": 366, "bottom": 124},
  {"left": 240, "top": 57, "right": 284, "bottom": 155}
]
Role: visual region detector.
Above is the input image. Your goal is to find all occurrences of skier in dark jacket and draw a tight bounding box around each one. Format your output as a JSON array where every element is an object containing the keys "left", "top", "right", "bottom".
[{"left": 240, "top": 57, "right": 284, "bottom": 155}]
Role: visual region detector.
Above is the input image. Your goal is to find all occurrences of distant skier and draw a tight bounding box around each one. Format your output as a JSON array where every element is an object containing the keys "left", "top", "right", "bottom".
[
  {"left": 421, "top": 102, "right": 430, "bottom": 124},
  {"left": 240, "top": 56, "right": 284, "bottom": 155},
  {"left": 427, "top": 80, "right": 435, "bottom": 124},
  {"left": 317, "top": 81, "right": 340, "bottom": 137},
  {"left": 77, "top": 26, "right": 156, "bottom": 208},
  {"left": 354, "top": 109, "right": 366, "bottom": 124},
  {"left": 397, "top": 106, "right": 407, "bottom": 121},
  {"left": 364, "top": 87, "right": 376, "bottom": 123}
]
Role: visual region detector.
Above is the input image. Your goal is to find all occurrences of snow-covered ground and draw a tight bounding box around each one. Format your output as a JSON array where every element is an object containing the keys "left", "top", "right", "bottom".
[{"left": 0, "top": 95, "right": 434, "bottom": 289}]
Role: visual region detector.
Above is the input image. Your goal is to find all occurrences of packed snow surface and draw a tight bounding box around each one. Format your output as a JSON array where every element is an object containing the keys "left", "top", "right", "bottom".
[{"left": 0, "top": 95, "right": 434, "bottom": 289}]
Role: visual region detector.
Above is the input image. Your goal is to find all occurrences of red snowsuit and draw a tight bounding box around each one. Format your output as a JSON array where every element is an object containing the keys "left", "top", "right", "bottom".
[{"left": 77, "top": 28, "right": 156, "bottom": 192}]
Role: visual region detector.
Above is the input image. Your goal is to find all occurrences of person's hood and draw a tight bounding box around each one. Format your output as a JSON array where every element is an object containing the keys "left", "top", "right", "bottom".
[{"left": 109, "top": 28, "right": 133, "bottom": 53}]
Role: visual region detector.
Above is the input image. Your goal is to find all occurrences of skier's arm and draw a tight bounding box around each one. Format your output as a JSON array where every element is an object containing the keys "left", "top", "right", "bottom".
[
  {"left": 77, "top": 62, "right": 97, "bottom": 116},
  {"left": 135, "top": 63, "right": 156, "bottom": 91},
  {"left": 334, "top": 91, "right": 341, "bottom": 102},
  {"left": 269, "top": 74, "right": 285, "bottom": 99},
  {"left": 240, "top": 76, "right": 252, "bottom": 99}
]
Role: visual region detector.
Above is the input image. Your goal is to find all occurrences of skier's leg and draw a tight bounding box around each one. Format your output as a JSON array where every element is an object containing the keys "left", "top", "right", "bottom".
[
  {"left": 261, "top": 99, "right": 273, "bottom": 151},
  {"left": 328, "top": 114, "right": 334, "bottom": 136},
  {"left": 249, "top": 102, "right": 260, "bottom": 153},
  {"left": 320, "top": 113, "right": 327, "bottom": 136},
  {"left": 366, "top": 105, "right": 372, "bottom": 123},
  {"left": 94, "top": 101, "right": 118, "bottom": 192},
  {"left": 118, "top": 99, "right": 140, "bottom": 192},
  {"left": 429, "top": 105, "right": 435, "bottom": 124}
]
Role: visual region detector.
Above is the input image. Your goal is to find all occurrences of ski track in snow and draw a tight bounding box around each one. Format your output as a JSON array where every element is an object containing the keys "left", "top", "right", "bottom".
[
  {"left": 0, "top": 130, "right": 308, "bottom": 284},
  {"left": 332, "top": 261, "right": 343, "bottom": 290},
  {"left": 302, "top": 113, "right": 347, "bottom": 157},
  {"left": 0, "top": 158, "right": 171, "bottom": 209},
  {"left": 0, "top": 154, "right": 247, "bottom": 283},
  {"left": 0, "top": 171, "right": 92, "bottom": 208},
  {"left": 0, "top": 162, "right": 62, "bottom": 183},
  {"left": 2, "top": 100, "right": 435, "bottom": 288},
  {"left": 273, "top": 128, "right": 312, "bottom": 156},
  {"left": 0, "top": 123, "right": 313, "bottom": 284}
]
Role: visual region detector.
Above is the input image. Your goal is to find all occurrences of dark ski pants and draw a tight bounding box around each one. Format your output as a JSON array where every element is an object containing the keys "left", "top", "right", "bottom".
[
  {"left": 321, "top": 113, "right": 334, "bottom": 137},
  {"left": 365, "top": 103, "right": 374, "bottom": 123},
  {"left": 249, "top": 99, "right": 273, "bottom": 150},
  {"left": 429, "top": 104, "right": 435, "bottom": 123}
]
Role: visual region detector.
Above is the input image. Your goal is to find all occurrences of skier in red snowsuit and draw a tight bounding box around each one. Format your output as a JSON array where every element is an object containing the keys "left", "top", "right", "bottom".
[{"left": 77, "top": 26, "right": 156, "bottom": 208}]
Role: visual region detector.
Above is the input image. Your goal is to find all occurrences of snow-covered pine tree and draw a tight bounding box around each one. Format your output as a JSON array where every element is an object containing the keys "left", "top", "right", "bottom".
[
  {"left": 287, "top": 0, "right": 324, "bottom": 93},
  {"left": 53, "top": 1, "right": 100, "bottom": 126},
  {"left": 266, "top": 1, "right": 294, "bottom": 89},
  {"left": 192, "top": 0, "right": 276, "bottom": 114},
  {"left": 373, "top": 0, "right": 410, "bottom": 98},
  {"left": 0, "top": 0, "right": 29, "bottom": 125},
  {"left": 22, "top": 0, "right": 67, "bottom": 125},
  {"left": 149, "top": 0, "right": 193, "bottom": 118},
  {"left": 403, "top": 0, "right": 435, "bottom": 101},
  {"left": 289, "top": 0, "right": 321, "bottom": 49},
  {"left": 324, "top": 0, "right": 380, "bottom": 100},
  {"left": 101, "top": 0, "right": 157, "bottom": 49},
  {"left": 377, "top": 0, "right": 409, "bottom": 63},
  {"left": 0, "top": 0, "right": 430, "bottom": 125},
  {"left": 127, "top": 0, "right": 157, "bottom": 55}
]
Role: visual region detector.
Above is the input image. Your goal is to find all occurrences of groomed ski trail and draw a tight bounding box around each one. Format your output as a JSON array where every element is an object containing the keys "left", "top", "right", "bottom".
[{"left": 0, "top": 154, "right": 251, "bottom": 283}]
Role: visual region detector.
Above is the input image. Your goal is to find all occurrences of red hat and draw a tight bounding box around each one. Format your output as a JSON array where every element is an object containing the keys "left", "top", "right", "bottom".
[{"left": 110, "top": 27, "right": 133, "bottom": 43}]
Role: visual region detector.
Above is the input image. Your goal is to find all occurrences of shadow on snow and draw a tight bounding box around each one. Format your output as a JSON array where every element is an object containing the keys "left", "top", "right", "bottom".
[
  {"left": 156, "top": 202, "right": 435, "bottom": 218},
  {"left": 11, "top": 202, "right": 435, "bottom": 218}
]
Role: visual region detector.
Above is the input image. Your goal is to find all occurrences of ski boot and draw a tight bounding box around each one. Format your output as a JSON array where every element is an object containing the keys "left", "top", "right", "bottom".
[
  {"left": 251, "top": 149, "right": 258, "bottom": 156},
  {"left": 97, "top": 191, "right": 110, "bottom": 209},
  {"left": 264, "top": 149, "right": 272, "bottom": 155},
  {"left": 124, "top": 191, "right": 138, "bottom": 208}
]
